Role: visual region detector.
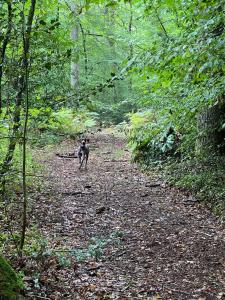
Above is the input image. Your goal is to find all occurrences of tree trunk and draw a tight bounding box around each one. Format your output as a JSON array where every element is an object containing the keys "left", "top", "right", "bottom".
[
  {"left": 0, "top": 2, "right": 12, "bottom": 114},
  {"left": 70, "top": 4, "right": 79, "bottom": 89},
  {"left": 0, "top": 0, "right": 36, "bottom": 195},
  {"left": 128, "top": 1, "right": 133, "bottom": 91},
  {"left": 196, "top": 102, "right": 225, "bottom": 156},
  {"left": 19, "top": 59, "right": 29, "bottom": 252},
  {"left": 79, "top": 21, "right": 88, "bottom": 77},
  {"left": 104, "top": 7, "right": 117, "bottom": 102}
]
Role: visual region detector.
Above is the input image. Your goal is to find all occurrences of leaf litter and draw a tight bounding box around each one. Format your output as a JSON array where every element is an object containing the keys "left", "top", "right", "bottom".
[{"left": 23, "top": 132, "right": 225, "bottom": 299}]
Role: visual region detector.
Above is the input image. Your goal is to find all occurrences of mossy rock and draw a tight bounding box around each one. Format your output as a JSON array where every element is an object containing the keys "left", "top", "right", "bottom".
[{"left": 0, "top": 255, "right": 23, "bottom": 300}]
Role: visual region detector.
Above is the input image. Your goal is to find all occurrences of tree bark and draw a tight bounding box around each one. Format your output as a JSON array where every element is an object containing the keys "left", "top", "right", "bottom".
[
  {"left": 0, "top": 0, "right": 36, "bottom": 195},
  {"left": 79, "top": 21, "right": 88, "bottom": 76},
  {"left": 128, "top": 1, "right": 133, "bottom": 91},
  {"left": 70, "top": 4, "right": 79, "bottom": 89},
  {"left": 20, "top": 0, "right": 36, "bottom": 252},
  {"left": 104, "top": 7, "right": 117, "bottom": 102},
  {"left": 0, "top": 2, "right": 12, "bottom": 114},
  {"left": 19, "top": 58, "right": 29, "bottom": 252},
  {"left": 196, "top": 101, "right": 225, "bottom": 156}
]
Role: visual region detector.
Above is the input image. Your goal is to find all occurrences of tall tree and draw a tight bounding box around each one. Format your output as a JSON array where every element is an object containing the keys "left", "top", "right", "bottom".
[
  {"left": 70, "top": 3, "right": 79, "bottom": 89},
  {"left": 0, "top": 0, "right": 36, "bottom": 194},
  {"left": 0, "top": 1, "right": 12, "bottom": 114}
]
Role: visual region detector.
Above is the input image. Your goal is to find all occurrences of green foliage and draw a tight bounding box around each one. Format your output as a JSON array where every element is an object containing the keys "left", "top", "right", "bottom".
[
  {"left": 125, "top": 0, "right": 225, "bottom": 163},
  {"left": 127, "top": 110, "right": 181, "bottom": 161},
  {"left": 55, "top": 231, "right": 123, "bottom": 264},
  {"left": 125, "top": 0, "right": 225, "bottom": 214},
  {"left": 0, "top": 147, "right": 39, "bottom": 198},
  {"left": 72, "top": 232, "right": 123, "bottom": 262},
  {"left": 73, "top": 237, "right": 107, "bottom": 262},
  {"left": 28, "top": 108, "right": 98, "bottom": 146},
  {"left": 162, "top": 157, "right": 225, "bottom": 215},
  {"left": 0, "top": 255, "right": 23, "bottom": 299},
  {"left": 51, "top": 108, "right": 97, "bottom": 135},
  {"left": 95, "top": 99, "right": 137, "bottom": 124},
  {"left": 23, "top": 227, "right": 48, "bottom": 258},
  {"left": 0, "top": 130, "right": 39, "bottom": 195}
]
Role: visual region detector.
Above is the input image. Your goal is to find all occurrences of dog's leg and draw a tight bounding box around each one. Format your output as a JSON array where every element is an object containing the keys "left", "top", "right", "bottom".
[
  {"left": 78, "top": 154, "right": 82, "bottom": 169},
  {"left": 79, "top": 155, "right": 85, "bottom": 169},
  {"left": 78, "top": 146, "right": 82, "bottom": 168},
  {"left": 85, "top": 153, "right": 88, "bottom": 169}
]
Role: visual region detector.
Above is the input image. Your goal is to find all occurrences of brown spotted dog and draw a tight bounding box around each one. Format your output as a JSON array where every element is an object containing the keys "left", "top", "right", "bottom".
[{"left": 77, "top": 139, "right": 89, "bottom": 169}]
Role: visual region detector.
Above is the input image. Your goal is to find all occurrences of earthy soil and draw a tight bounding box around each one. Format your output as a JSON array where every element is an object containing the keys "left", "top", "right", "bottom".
[{"left": 25, "top": 132, "right": 225, "bottom": 300}]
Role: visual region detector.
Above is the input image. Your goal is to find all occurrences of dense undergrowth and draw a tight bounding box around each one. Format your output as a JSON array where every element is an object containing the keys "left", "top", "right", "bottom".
[
  {"left": 125, "top": 110, "right": 225, "bottom": 216},
  {"left": 123, "top": 110, "right": 225, "bottom": 217},
  {"left": 146, "top": 157, "right": 225, "bottom": 216},
  {"left": 166, "top": 157, "right": 225, "bottom": 215}
]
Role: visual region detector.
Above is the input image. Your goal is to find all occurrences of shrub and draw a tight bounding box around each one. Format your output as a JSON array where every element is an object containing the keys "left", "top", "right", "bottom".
[{"left": 127, "top": 110, "right": 181, "bottom": 161}]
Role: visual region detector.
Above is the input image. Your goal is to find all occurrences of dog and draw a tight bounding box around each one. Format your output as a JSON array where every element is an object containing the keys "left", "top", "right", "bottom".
[{"left": 77, "top": 139, "right": 89, "bottom": 169}]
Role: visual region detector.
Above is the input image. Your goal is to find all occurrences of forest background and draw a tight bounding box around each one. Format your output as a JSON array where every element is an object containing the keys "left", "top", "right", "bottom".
[{"left": 0, "top": 0, "right": 224, "bottom": 297}]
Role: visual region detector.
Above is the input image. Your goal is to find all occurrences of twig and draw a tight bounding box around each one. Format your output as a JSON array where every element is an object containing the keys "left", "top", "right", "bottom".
[
  {"left": 145, "top": 183, "right": 161, "bottom": 187},
  {"left": 104, "top": 159, "right": 129, "bottom": 162},
  {"left": 61, "top": 191, "right": 93, "bottom": 196},
  {"left": 56, "top": 153, "right": 77, "bottom": 158}
]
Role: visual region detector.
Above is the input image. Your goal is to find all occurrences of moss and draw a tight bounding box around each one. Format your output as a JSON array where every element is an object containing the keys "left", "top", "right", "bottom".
[{"left": 0, "top": 255, "right": 23, "bottom": 300}]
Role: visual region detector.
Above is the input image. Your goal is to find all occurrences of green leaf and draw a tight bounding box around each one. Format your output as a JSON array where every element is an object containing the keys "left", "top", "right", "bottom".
[{"left": 44, "top": 62, "right": 52, "bottom": 70}]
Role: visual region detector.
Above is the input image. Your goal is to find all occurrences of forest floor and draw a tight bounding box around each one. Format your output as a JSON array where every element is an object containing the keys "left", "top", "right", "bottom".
[{"left": 25, "top": 131, "right": 225, "bottom": 300}]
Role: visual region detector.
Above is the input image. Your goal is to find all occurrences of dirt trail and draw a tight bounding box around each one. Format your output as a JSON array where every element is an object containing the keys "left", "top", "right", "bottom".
[{"left": 30, "top": 132, "right": 225, "bottom": 300}]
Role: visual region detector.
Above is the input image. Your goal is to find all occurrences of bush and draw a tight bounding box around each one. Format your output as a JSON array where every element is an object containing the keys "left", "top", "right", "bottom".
[
  {"left": 166, "top": 157, "right": 225, "bottom": 214},
  {"left": 127, "top": 110, "right": 181, "bottom": 161},
  {"left": 28, "top": 108, "right": 98, "bottom": 147}
]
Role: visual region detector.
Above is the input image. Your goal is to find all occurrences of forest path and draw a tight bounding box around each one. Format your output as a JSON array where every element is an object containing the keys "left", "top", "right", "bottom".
[{"left": 31, "top": 132, "right": 225, "bottom": 300}]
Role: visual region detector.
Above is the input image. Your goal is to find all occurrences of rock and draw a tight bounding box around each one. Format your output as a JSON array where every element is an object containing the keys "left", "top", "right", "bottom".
[{"left": 96, "top": 206, "right": 106, "bottom": 214}]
